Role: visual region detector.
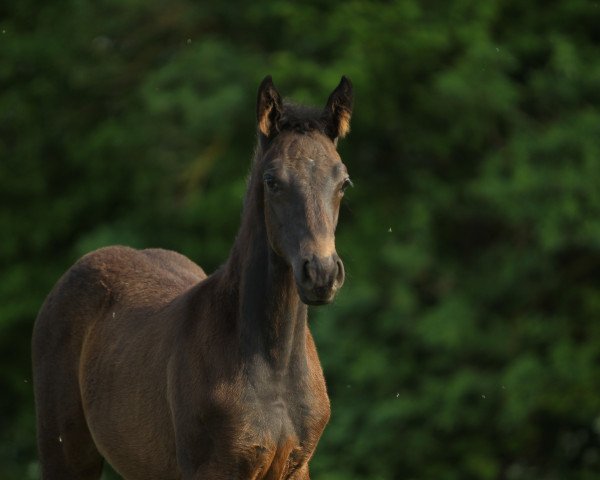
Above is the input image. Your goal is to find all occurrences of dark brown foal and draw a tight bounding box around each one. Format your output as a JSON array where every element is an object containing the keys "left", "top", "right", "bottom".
[{"left": 32, "top": 75, "right": 353, "bottom": 479}]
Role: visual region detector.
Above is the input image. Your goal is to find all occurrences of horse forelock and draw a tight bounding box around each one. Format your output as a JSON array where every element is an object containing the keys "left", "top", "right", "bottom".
[{"left": 278, "top": 102, "right": 327, "bottom": 135}]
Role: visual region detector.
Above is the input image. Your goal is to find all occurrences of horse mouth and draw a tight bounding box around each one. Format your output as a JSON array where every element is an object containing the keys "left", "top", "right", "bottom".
[
  {"left": 305, "top": 298, "right": 333, "bottom": 306},
  {"left": 297, "top": 286, "right": 337, "bottom": 306}
]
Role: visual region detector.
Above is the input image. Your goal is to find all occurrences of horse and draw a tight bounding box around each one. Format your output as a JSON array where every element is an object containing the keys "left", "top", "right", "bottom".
[{"left": 32, "top": 75, "right": 353, "bottom": 479}]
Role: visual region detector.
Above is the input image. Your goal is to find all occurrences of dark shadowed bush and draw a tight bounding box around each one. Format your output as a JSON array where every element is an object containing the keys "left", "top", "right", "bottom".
[{"left": 1, "top": 0, "right": 599, "bottom": 478}]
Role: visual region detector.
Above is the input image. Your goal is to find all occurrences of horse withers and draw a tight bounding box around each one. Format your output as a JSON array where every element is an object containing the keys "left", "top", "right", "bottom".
[{"left": 32, "top": 75, "right": 353, "bottom": 479}]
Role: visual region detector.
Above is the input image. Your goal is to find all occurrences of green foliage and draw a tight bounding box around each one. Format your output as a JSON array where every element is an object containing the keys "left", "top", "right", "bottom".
[{"left": 1, "top": 0, "right": 599, "bottom": 478}]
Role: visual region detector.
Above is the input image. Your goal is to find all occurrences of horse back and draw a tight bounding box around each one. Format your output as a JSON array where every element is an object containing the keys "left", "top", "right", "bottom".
[
  {"left": 33, "top": 244, "right": 207, "bottom": 353},
  {"left": 82, "top": 245, "right": 207, "bottom": 307}
]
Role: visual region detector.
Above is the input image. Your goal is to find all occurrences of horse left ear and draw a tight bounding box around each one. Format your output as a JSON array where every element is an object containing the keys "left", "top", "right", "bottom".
[{"left": 323, "top": 76, "right": 353, "bottom": 142}]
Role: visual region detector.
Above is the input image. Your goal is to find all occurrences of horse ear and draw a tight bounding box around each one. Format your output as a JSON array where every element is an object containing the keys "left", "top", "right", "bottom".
[
  {"left": 257, "top": 75, "right": 283, "bottom": 138},
  {"left": 323, "top": 76, "right": 353, "bottom": 142}
]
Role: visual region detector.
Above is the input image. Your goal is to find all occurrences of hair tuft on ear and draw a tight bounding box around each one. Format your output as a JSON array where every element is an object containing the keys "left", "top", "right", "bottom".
[
  {"left": 323, "top": 76, "right": 353, "bottom": 141},
  {"left": 257, "top": 75, "right": 283, "bottom": 138}
]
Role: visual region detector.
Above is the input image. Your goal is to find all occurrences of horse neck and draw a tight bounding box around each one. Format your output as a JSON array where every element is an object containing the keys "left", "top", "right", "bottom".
[{"left": 223, "top": 162, "right": 308, "bottom": 373}]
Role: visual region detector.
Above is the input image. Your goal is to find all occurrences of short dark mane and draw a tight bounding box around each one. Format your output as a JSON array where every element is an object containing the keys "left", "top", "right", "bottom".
[{"left": 278, "top": 102, "right": 327, "bottom": 135}]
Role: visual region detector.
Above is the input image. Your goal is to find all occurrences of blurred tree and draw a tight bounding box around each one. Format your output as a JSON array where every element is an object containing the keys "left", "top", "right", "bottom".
[{"left": 1, "top": 0, "right": 599, "bottom": 478}]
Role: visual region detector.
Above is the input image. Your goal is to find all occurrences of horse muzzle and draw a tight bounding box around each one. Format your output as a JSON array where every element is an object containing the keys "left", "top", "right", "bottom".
[{"left": 294, "top": 253, "right": 345, "bottom": 306}]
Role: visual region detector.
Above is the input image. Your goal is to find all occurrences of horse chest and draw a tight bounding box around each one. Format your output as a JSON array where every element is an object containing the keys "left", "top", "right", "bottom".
[
  {"left": 199, "top": 373, "right": 329, "bottom": 479},
  {"left": 233, "top": 394, "right": 324, "bottom": 479}
]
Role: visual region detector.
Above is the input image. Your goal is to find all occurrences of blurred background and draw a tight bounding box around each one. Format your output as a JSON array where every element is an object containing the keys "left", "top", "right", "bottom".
[{"left": 1, "top": 0, "right": 600, "bottom": 478}]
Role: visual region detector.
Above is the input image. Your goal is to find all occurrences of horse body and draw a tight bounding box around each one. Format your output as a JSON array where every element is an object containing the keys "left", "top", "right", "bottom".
[
  {"left": 33, "top": 76, "right": 353, "bottom": 479},
  {"left": 33, "top": 247, "right": 198, "bottom": 478}
]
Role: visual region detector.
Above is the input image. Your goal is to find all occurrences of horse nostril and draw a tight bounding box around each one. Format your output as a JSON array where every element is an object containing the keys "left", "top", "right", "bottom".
[
  {"left": 302, "top": 260, "right": 313, "bottom": 284},
  {"left": 335, "top": 258, "right": 345, "bottom": 287}
]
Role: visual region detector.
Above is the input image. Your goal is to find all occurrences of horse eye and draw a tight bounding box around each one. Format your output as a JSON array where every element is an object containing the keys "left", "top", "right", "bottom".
[
  {"left": 263, "top": 173, "right": 279, "bottom": 192},
  {"left": 340, "top": 178, "right": 353, "bottom": 193}
]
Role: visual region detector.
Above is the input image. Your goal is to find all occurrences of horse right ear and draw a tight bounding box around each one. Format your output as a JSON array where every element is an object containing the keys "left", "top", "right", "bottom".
[
  {"left": 257, "top": 75, "right": 283, "bottom": 138},
  {"left": 323, "top": 76, "right": 353, "bottom": 142}
]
